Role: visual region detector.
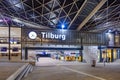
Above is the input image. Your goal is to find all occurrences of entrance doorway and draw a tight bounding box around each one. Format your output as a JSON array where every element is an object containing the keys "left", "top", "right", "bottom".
[
  {"left": 25, "top": 47, "right": 82, "bottom": 66},
  {"left": 102, "top": 49, "right": 117, "bottom": 62}
]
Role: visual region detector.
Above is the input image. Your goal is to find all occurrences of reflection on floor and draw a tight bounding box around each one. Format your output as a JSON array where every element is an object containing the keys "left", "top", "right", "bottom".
[
  {"left": 35, "top": 57, "right": 83, "bottom": 66},
  {"left": 35, "top": 58, "right": 56, "bottom": 66},
  {"left": 23, "top": 58, "right": 120, "bottom": 80}
]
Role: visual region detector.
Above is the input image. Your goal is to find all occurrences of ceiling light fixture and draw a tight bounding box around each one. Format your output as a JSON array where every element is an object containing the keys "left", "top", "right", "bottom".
[{"left": 61, "top": 24, "right": 65, "bottom": 29}]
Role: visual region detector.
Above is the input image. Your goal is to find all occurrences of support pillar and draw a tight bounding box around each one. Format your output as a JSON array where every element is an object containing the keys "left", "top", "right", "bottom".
[
  {"left": 8, "top": 22, "right": 11, "bottom": 60},
  {"left": 111, "top": 49, "right": 114, "bottom": 62},
  {"left": 80, "top": 50, "right": 83, "bottom": 62},
  {"left": 25, "top": 47, "right": 28, "bottom": 60},
  {"left": 99, "top": 48, "right": 102, "bottom": 62}
]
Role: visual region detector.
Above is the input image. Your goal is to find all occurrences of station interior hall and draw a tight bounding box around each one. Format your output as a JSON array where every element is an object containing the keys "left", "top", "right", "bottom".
[{"left": 0, "top": 0, "right": 120, "bottom": 80}]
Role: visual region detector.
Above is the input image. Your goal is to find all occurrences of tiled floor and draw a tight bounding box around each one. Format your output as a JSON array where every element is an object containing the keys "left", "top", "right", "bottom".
[{"left": 23, "top": 58, "right": 120, "bottom": 80}]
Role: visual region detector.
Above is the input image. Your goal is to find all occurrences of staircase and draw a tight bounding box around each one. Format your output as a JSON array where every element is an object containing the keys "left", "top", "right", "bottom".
[{"left": 7, "top": 63, "right": 33, "bottom": 80}]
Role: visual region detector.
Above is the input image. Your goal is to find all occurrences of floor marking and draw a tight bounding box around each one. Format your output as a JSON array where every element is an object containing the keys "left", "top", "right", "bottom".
[{"left": 62, "top": 67, "right": 106, "bottom": 80}]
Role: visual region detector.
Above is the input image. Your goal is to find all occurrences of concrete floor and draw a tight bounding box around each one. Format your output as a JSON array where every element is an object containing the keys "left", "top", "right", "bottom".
[
  {"left": 22, "top": 58, "right": 120, "bottom": 80},
  {"left": 0, "top": 62, "right": 25, "bottom": 80}
]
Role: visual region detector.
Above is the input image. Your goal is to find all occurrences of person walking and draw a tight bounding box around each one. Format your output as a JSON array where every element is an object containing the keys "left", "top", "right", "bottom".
[{"left": 36, "top": 54, "right": 40, "bottom": 62}]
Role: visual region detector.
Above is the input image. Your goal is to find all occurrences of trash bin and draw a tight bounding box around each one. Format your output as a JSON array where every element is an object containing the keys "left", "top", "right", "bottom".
[
  {"left": 91, "top": 60, "right": 96, "bottom": 67},
  {"left": 77, "top": 56, "right": 81, "bottom": 62}
]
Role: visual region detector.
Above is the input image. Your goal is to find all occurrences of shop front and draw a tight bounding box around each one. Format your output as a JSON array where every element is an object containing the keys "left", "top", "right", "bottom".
[{"left": 99, "top": 47, "right": 120, "bottom": 62}]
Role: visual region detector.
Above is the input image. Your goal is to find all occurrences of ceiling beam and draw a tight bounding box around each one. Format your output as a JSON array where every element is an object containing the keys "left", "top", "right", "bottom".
[
  {"left": 88, "top": 21, "right": 120, "bottom": 32},
  {"left": 77, "top": 0, "right": 107, "bottom": 31},
  {"left": 67, "top": 0, "right": 87, "bottom": 29},
  {"left": 4, "top": 13, "right": 50, "bottom": 29},
  {"left": 0, "top": 13, "right": 9, "bottom": 27}
]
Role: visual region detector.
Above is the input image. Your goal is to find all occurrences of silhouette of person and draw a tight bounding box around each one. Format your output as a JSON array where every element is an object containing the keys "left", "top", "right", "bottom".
[{"left": 36, "top": 54, "right": 39, "bottom": 62}]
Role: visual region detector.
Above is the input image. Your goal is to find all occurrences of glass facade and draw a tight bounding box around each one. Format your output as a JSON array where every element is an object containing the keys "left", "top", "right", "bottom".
[{"left": 0, "top": 27, "right": 21, "bottom": 61}]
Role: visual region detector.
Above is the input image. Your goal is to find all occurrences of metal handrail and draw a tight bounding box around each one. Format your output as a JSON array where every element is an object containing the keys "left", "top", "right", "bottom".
[{"left": 24, "top": 65, "right": 33, "bottom": 77}]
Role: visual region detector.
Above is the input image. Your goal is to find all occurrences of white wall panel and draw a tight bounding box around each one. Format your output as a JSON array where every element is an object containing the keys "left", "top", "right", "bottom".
[{"left": 0, "top": 27, "right": 21, "bottom": 37}]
